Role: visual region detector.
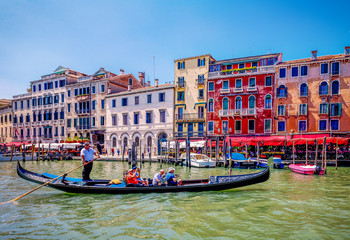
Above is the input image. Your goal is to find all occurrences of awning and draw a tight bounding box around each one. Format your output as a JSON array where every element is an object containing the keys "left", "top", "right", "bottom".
[
  {"left": 222, "top": 59, "right": 259, "bottom": 65},
  {"left": 5, "top": 141, "right": 31, "bottom": 147},
  {"left": 194, "top": 102, "right": 207, "bottom": 109},
  {"left": 174, "top": 104, "right": 186, "bottom": 110},
  {"left": 223, "top": 136, "right": 290, "bottom": 147}
]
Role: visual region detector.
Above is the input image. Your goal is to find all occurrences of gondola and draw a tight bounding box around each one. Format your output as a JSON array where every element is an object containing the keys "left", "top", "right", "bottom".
[{"left": 17, "top": 162, "right": 270, "bottom": 194}]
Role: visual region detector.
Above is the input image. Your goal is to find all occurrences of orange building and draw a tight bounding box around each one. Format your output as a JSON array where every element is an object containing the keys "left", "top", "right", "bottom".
[{"left": 274, "top": 47, "right": 350, "bottom": 138}]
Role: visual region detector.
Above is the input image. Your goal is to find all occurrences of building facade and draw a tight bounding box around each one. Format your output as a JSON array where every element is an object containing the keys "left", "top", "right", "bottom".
[
  {"left": 0, "top": 101, "right": 13, "bottom": 143},
  {"left": 207, "top": 53, "right": 282, "bottom": 137},
  {"left": 105, "top": 83, "right": 174, "bottom": 156},
  {"left": 12, "top": 92, "right": 34, "bottom": 142},
  {"left": 174, "top": 54, "right": 214, "bottom": 138},
  {"left": 66, "top": 68, "right": 144, "bottom": 146},
  {"left": 274, "top": 47, "right": 350, "bottom": 137}
]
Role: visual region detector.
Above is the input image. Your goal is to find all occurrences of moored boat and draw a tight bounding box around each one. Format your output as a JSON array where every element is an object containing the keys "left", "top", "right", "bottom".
[
  {"left": 289, "top": 164, "right": 324, "bottom": 175},
  {"left": 180, "top": 153, "right": 216, "bottom": 168},
  {"left": 17, "top": 161, "right": 270, "bottom": 194}
]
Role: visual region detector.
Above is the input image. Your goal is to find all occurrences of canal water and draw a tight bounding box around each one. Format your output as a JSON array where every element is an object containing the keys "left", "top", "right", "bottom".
[{"left": 1, "top": 161, "right": 350, "bottom": 239}]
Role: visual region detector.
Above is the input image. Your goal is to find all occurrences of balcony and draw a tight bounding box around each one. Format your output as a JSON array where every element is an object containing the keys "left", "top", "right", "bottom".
[
  {"left": 13, "top": 123, "right": 17, "bottom": 127},
  {"left": 59, "top": 119, "right": 65, "bottom": 124},
  {"left": 175, "top": 113, "right": 205, "bottom": 122},
  {"left": 300, "top": 92, "right": 308, "bottom": 98},
  {"left": 196, "top": 78, "right": 205, "bottom": 87},
  {"left": 176, "top": 81, "right": 185, "bottom": 89},
  {"left": 42, "top": 120, "right": 52, "bottom": 125},
  {"left": 235, "top": 130, "right": 242, "bottom": 134},
  {"left": 248, "top": 130, "right": 255, "bottom": 134},
  {"left": 197, "top": 96, "right": 205, "bottom": 101},
  {"left": 76, "top": 94, "right": 90, "bottom": 102},
  {"left": 247, "top": 86, "right": 257, "bottom": 92},
  {"left": 233, "top": 87, "right": 243, "bottom": 93},
  {"left": 76, "top": 125, "right": 90, "bottom": 130},
  {"left": 208, "top": 66, "right": 275, "bottom": 79},
  {"left": 76, "top": 109, "right": 90, "bottom": 115},
  {"left": 53, "top": 120, "right": 58, "bottom": 125},
  {"left": 276, "top": 93, "right": 287, "bottom": 98},
  {"left": 18, "top": 123, "right": 23, "bottom": 127},
  {"left": 25, "top": 122, "right": 30, "bottom": 127},
  {"left": 219, "top": 108, "right": 256, "bottom": 117},
  {"left": 319, "top": 91, "right": 328, "bottom": 96},
  {"left": 43, "top": 134, "right": 53, "bottom": 139},
  {"left": 174, "top": 131, "right": 206, "bottom": 138},
  {"left": 220, "top": 88, "right": 230, "bottom": 94}
]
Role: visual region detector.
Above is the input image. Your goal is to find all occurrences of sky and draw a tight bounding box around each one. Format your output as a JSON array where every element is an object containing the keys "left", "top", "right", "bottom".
[{"left": 0, "top": 0, "right": 349, "bottom": 99}]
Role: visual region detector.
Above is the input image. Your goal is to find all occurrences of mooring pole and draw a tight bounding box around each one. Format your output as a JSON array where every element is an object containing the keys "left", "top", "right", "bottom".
[
  {"left": 292, "top": 140, "right": 295, "bottom": 165},
  {"left": 335, "top": 139, "right": 338, "bottom": 170},
  {"left": 305, "top": 140, "right": 308, "bottom": 164},
  {"left": 315, "top": 139, "right": 318, "bottom": 166}
]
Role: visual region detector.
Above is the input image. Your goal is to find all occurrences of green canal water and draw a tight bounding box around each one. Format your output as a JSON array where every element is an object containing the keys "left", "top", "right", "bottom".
[{"left": 0, "top": 161, "right": 350, "bottom": 240}]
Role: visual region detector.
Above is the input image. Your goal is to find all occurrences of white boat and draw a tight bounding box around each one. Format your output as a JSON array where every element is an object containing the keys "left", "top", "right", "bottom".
[{"left": 179, "top": 153, "right": 216, "bottom": 168}]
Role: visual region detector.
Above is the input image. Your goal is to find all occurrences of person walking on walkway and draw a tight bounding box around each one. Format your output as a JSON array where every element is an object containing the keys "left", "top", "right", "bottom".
[{"left": 81, "top": 142, "right": 100, "bottom": 181}]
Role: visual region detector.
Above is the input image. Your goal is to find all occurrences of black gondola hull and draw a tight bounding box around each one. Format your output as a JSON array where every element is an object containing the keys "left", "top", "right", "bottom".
[{"left": 17, "top": 162, "right": 270, "bottom": 194}]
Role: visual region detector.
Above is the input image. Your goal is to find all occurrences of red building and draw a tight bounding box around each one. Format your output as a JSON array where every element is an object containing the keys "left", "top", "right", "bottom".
[{"left": 207, "top": 53, "right": 282, "bottom": 137}]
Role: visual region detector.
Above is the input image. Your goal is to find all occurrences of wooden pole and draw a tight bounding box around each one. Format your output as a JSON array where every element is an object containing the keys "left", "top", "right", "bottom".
[
  {"left": 324, "top": 137, "right": 327, "bottom": 174},
  {"left": 210, "top": 139, "right": 212, "bottom": 160},
  {"left": 10, "top": 144, "right": 14, "bottom": 161},
  {"left": 335, "top": 139, "right": 338, "bottom": 170},
  {"left": 31, "top": 144, "right": 35, "bottom": 161},
  {"left": 223, "top": 136, "right": 227, "bottom": 167},
  {"left": 188, "top": 136, "right": 191, "bottom": 168},
  {"left": 139, "top": 140, "right": 142, "bottom": 169},
  {"left": 60, "top": 145, "right": 63, "bottom": 161},
  {"left": 38, "top": 142, "right": 41, "bottom": 161},
  {"left": 315, "top": 139, "right": 318, "bottom": 166},
  {"left": 167, "top": 140, "right": 170, "bottom": 163},
  {"left": 257, "top": 142, "right": 260, "bottom": 167},
  {"left": 245, "top": 143, "right": 248, "bottom": 159},
  {"left": 229, "top": 139, "right": 232, "bottom": 169},
  {"left": 305, "top": 140, "right": 308, "bottom": 164},
  {"left": 215, "top": 137, "right": 218, "bottom": 167},
  {"left": 205, "top": 137, "right": 208, "bottom": 156},
  {"left": 292, "top": 141, "right": 295, "bottom": 165},
  {"left": 175, "top": 140, "right": 178, "bottom": 164}
]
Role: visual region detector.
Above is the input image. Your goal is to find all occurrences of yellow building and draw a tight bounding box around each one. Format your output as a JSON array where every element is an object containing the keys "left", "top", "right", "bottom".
[
  {"left": 0, "top": 101, "right": 13, "bottom": 143},
  {"left": 174, "top": 54, "right": 214, "bottom": 138}
]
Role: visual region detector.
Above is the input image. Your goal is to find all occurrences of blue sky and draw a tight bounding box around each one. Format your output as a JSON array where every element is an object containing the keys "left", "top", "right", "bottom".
[{"left": 0, "top": 0, "right": 349, "bottom": 99}]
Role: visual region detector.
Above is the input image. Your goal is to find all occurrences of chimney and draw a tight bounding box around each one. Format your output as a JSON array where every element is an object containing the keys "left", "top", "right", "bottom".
[
  {"left": 107, "top": 87, "right": 111, "bottom": 94},
  {"left": 311, "top": 50, "right": 317, "bottom": 60},
  {"left": 147, "top": 81, "right": 151, "bottom": 86},
  {"left": 120, "top": 69, "right": 125, "bottom": 75},
  {"left": 128, "top": 84, "right": 131, "bottom": 91},
  {"left": 100, "top": 67, "right": 105, "bottom": 71},
  {"left": 155, "top": 79, "right": 159, "bottom": 87},
  {"left": 345, "top": 46, "right": 350, "bottom": 57},
  {"left": 139, "top": 72, "right": 145, "bottom": 86}
]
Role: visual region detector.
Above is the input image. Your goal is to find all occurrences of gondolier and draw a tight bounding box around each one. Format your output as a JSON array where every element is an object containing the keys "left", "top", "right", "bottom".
[{"left": 81, "top": 142, "right": 99, "bottom": 181}]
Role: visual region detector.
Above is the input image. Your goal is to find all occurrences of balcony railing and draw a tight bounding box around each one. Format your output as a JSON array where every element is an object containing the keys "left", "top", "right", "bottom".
[
  {"left": 76, "top": 125, "right": 90, "bottom": 130},
  {"left": 277, "top": 93, "right": 287, "bottom": 98},
  {"left": 248, "top": 130, "right": 255, "bottom": 134},
  {"left": 235, "top": 130, "right": 242, "bottom": 134},
  {"left": 319, "top": 91, "right": 328, "bottom": 96},
  {"left": 18, "top": 123, "right": 23, "bottom": 127},
  {"left": 219, "top": 108, "right": 256, "bottom": 117},
  {"left": 176, "top": 81, "right": 185, "bottom": 88},
  {"left": 233, "top": 87, "right": 243, "bottom": 93},
  {"left": 247, "top": 86, "right": 257, "bottom": 92},
  {"left": 300, "top": 92, "right": 308, "bottom": 97},
  {"left": 43, "top": 134, "right": 53, "bottom": 139},
  {"left": 175, "top": 113, "right": 205, "bottom": 121},
  {"left": 76, "top": 109, "right": 90, "bottom": 115},
  {"left": 208, "top": 66, "right": 275, "bottom": 78},
  {"left": 220, "top": 88, "right": 230, "bottom": 94},
  {"left": 197, "top": 96, "right": 205, "bottom": 100},
  {"left": 25, "top": 122, "right": 30, "bottom": 126},
  {"left": 196, "top": 78, "right": 205, "bottom": 86},
  {"left": 174, "top": 131, "right": 205, "bottom": 138}
]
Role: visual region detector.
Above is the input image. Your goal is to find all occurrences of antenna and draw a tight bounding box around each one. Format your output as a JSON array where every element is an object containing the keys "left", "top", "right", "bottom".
[{"left": 153, "top": 56, "right": 155, "bottom": 83}]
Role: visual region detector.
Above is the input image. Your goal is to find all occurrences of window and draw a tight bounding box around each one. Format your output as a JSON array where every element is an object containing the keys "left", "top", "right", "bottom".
[
  {"left": 178, "top": 61, "right": 185, "bottom": 69},
  {"left": 101, "top": 84, "right": 105, "bottom": 93},
  {"left": 178, "top": 123, "right": 183, "bottom": 136},
  {"left": 331, "top": 81, "right": 339, "bottom": 95},
  {"left": 330, "top": 103, "right": 341, "bottom": 116},
  {"left": 60, "top": 111, "right": 64, "bottom": 119},
  {"left": 264, "top": 119, "right": 271, "bottom": 133},
  {"left": 235, "top": 97, "right": 241, "bottom": 110},
  {"left": 67, "top": 119, "right": 71, "bottom": 128},
  {"left": 279, "top": 68, "right": 286, "bottom": 78},
  {"left": 331, "top": 119, "right": 339, "bottom": 131},
  {"left": 249, "top": 78, "right": 256, "bottom": 87},
  {"left": 248, "top": 120, "right": 255, "bottom": 132},
  {"left": 61, "top": 93, "right": 64, "bottom": 103},
  {"left": 277, "top": 85, "right": 287, "bottom": 98},
  {"left": 101, "top": 100, "right": 105, "bottom": 109},
  {"left": 178, "top": 77, "right": 185, "bottom": 87},
  {"left": 92, "top": 100, "right": 96, "bottom": 110},
  {"left": 265, "top": 76, "right": 272, "bottom": 86},
  {"left": 112, "top": 99, "right": 116, "bottom": 108},
  {"left": 198, "top": 89, "right": 204, "bottom": 99},
  {"left": 134, "top": 112, "right": 139, "bottom": 125},
  {"left": 301, "top": 66, "right": 308, "bottom": 76},
  {"left": 159, "top": 93, "right": 165, "bottom": 102},
  {"left": 197, "top": 74, "right": 205, "bottom": 85},
  {"left": 208, "top": 82, "right": 214, "bottom": 91},
  {"left": 235, "top": 79, "right": 242, "bottom": 88},
  {"left": 101, "top": 116, "right": 105, "bottom": 126},
  {"left": 14, "top": 102, "right": 17, "bottom": 110},
  {"left": 20, "top": 101, "right": 23, "bottom": 109},
  {"left": 67, "top": 90, "right": 71, "bottom": 97},
  {"left": 321, "top": 63, "right": 328, "bottom": 74},
  {"left": 248, "top": 96, "right": 255, "bottom": 109},
  {"left": 319, "top": 82, "right": 328, "bottom": 95},
  {"left": 265, "top": 95, "right": 272, "bottom": 109},
  {"left": 252, "top": 62, "right": 258, "bottom": 68},
  {"left": 319, "top": 103, "right": 329, "bottom": 114},
  {"left": 112, "top": 115, "right": 117, "bottom": 126},
  {"left": 235, "top": 120, "right": 241, "bottom": 132},
  {"left": 147, "top": 94, "right": 152, "bottom": 103},
  {"left": 55, "top": 81, "right": 58, "bottom": 88},
  {"left": 160, "top": 110, "right": 166, "bottom": 122},
  {"left": 222, "top": 121, "right": 228, "bottom": 134},
  {"left": 112, "top": 137, "right": 117, "bottom": 148},
  {"left": 129, "top": 78, "right": 133, "bottom": 86},
  {"left": 177, "top": 92, "right": 184, "bottom": 101},
  {"left": 291, "top": 67, "right": 299, "bottom": 77},
  {"left": 198, "top": 58, "right": 205, "bottom": 67},
  {"left": 331, "top": 62, "right": 340, "bottom": 75},
  {"left": 278, "top": 121, "right": 286, "bottom": 132},
  {"left": 122, "top": 98, "right": 128, "bottom": 106},
  {"left": 223, "top": 80, "right": 229, "bottom": 89},
  {"left": 92, "top": 86, "right": 96, "bottom": 93},
  {"left": 299, "top": 120, "right": 307, "bottom": 132},
  {"left": 67, "top": 104, "right": 71, "bottom": 113},
  {"left": 146, "top": 111, "right": 152, "bottom": 123},
  {"left": 278, "top": 105, "right": 285, "bottom": 116},
  {"left": 59, "top": 80, "right": 66, "bottom": 87},
  {"left": 208, "top": 99, "right": 214, "bottom": 112},
  {"left": 135, "top": 96, "right": 139, "bottom": 105},
  {"left": 299, "top": 104, "right": 307, "bottom": 115},
  {"left": 208, "top": 121, "right": 214, "bottom": 133},
  {"left": 319, "top": 120, "right": 327, "bottom": 131},
  {"left": 92, "top": 117, "right": 95, "bottom": 126},
  {"left": 38, "top": 84, "right": 41, "bottom": 91},
  {"left": 300, "top": 83, "right": 308, "bottom": 97},
  {"left": 223, "top": 97, "right": 229, "bottom": 110}
]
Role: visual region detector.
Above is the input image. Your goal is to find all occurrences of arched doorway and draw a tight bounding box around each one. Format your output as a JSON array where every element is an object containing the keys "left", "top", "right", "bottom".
[{"left": 157, "top": 132, "right": 167, "bottom": 155}]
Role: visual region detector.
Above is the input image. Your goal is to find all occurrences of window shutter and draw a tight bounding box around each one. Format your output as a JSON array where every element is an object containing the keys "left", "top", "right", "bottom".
[
  {"left": 183, "top": 61, "right": 185, "bottom": 69},
  {"left": 339, "top": 103, "right": 342, "bottom": 115},
  {"left": 198, "top": 59, "right": 200, "bottom": 67},
  {"left": 203, "top": 58, "right": 205, "bottom": 66},
  {"left": 178, "top": 62, "right": 180, "bottom": 69}
]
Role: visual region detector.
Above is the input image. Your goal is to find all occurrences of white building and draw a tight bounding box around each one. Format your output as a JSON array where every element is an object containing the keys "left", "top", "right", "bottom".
[
  {"left": 12, "top": 92, "right": 34, "bottom": 142},
  {"left": 105, "top": 82, "right": 174, "bottom": 157}
]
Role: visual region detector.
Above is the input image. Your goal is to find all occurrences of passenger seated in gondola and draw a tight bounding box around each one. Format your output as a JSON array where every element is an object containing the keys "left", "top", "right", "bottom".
[
  {"left": 127, "top": 167, "right": 148, "bottom": 186},
  {"left": 152, "top": 169, "right": 165, "bottom": 186},
  {"left": 166, "top": 167, "right": 178, "bottom": 186}
]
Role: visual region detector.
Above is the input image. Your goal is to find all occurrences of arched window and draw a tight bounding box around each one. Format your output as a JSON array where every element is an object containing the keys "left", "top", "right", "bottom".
[
  {"left": 319, "top": 82, "right": 328, "bottom": 95},
  {"left": 223, "top": 97, "right": 229, "bottom": 110},
  {"left": 123, "top": 137, "right": 128, "bottom": 148},
  {"left": 208, "top": 99, "right": 214, "bottom": 112},
  {"left": 265, "top": 95, "right": 272, "bottom": 109},
  {"left": 248, "top": 96, "right": 255, "bottom": 109},
  {"left": 277, "top": 85, "right": 287, "bottom": 98},
  {"left": 300, "top": 83, "right": 308, "bottom": 97},
  {"left": 235, "top": 96, "right": 242, "bottom": 109},
  {"left": 332, "top": 80, "right": 339, "bottom": 95},
  {"left": 135, "top": 136, "right": 139, "bottom": 147},
  {"left": 112, "top": 137, "right": 117, "bottom": 148},
  {"left": 147, "top": 136, "right": 152, "bottom": 147},
  {"left": 129, "top": 78, "right": 133, "bottom": 86}
]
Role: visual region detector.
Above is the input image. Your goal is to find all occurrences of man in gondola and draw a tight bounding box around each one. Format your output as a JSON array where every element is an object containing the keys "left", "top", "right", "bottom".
[
  {"left": 166, "top": 167, "right": 178, "bottom": 186},
  {"left": 81, "top": 142, "right": 100, "bottom": 181}
]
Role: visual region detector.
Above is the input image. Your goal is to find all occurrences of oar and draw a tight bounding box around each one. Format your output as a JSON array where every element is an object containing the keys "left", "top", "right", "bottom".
[{"left": 0, "top": 157, "right": 98, "bottom": 205}]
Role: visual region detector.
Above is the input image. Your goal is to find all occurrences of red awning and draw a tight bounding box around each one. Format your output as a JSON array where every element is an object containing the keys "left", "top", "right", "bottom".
[
  {"left": 5, "top": 141, "right": 30, "bottom": 147},
  {"left": 223, "top": 136, "right": 291, "bottom": 147}
]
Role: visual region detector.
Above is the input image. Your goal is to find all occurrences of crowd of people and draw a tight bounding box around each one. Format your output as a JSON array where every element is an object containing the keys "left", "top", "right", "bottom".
[{"left": 125, "top": 166, "right": 179, "bottom": 186}]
